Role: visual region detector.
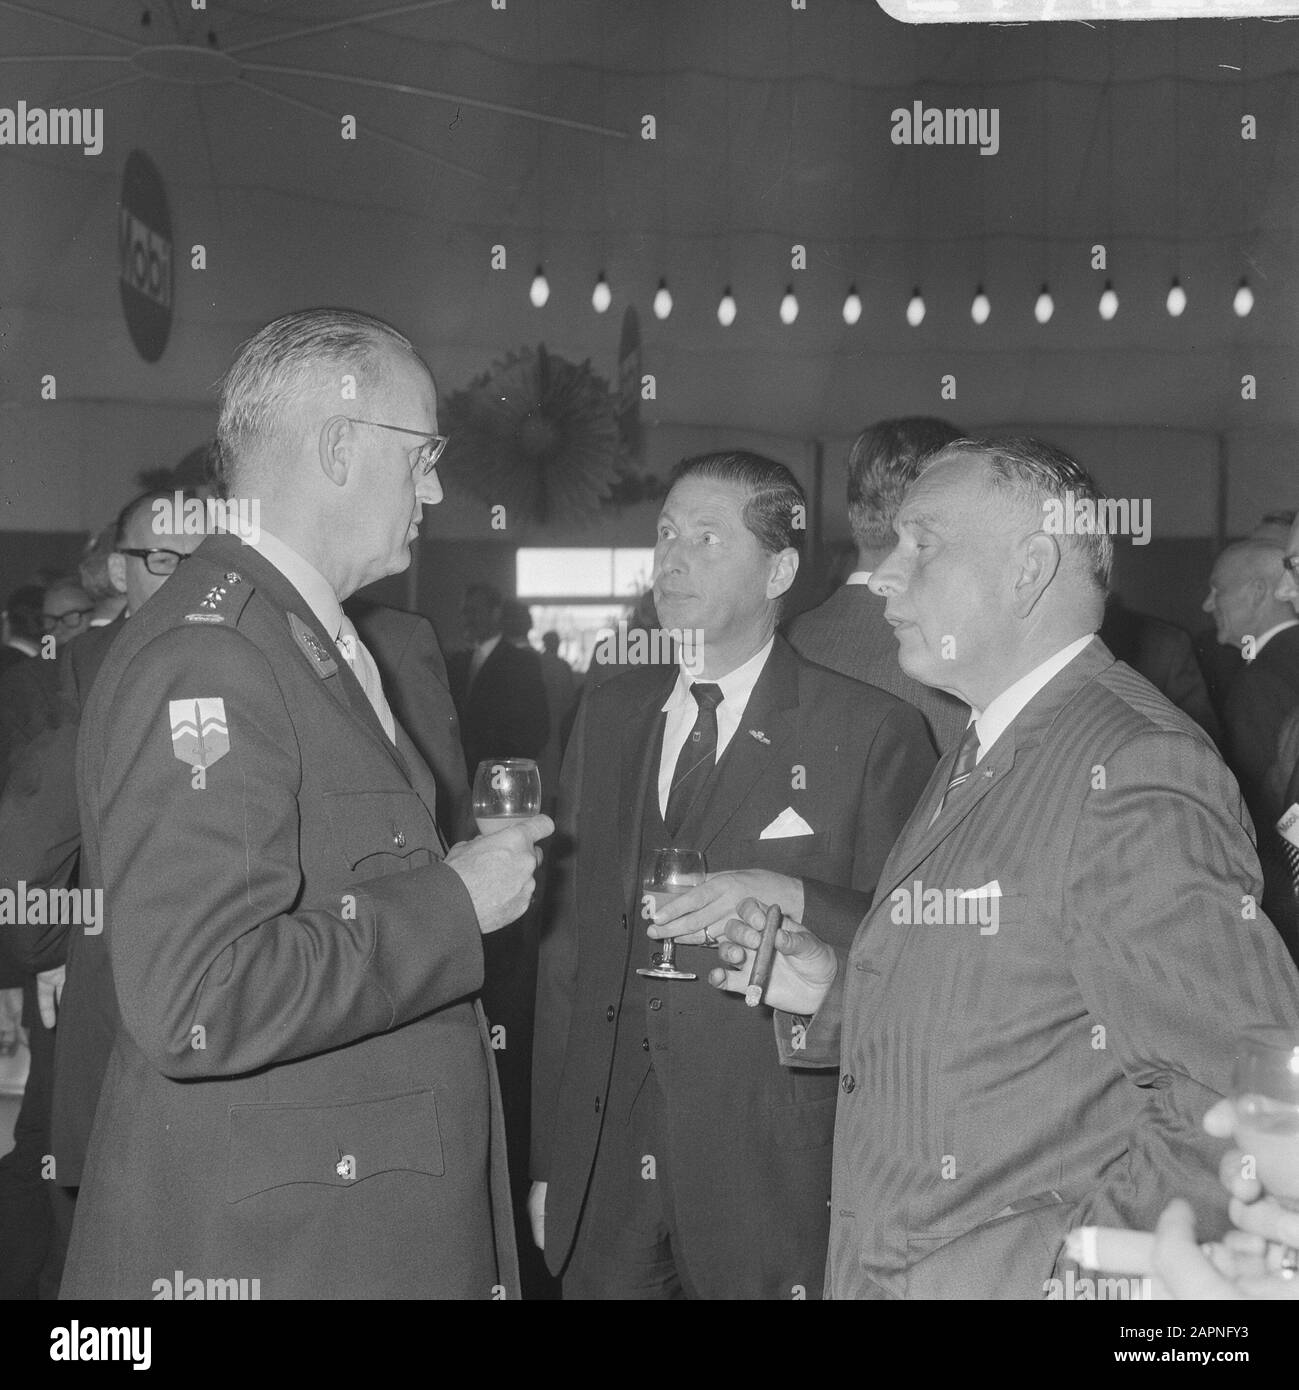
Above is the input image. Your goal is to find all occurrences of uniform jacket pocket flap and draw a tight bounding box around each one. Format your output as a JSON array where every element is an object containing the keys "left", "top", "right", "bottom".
[
  {"left": 324, "top": 790, "right": 438, "bottom": 871},
  {"left": 226, "top": 1088, "right": 445, "bottom": 1203}
]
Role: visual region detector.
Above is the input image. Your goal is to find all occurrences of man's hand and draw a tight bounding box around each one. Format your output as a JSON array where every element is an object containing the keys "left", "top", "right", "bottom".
[
  {"left": 705, "top": 897, "right": 839, "bottom": 1015},
  {"left": 36, "top": 965, "right": 65, "bottom": 1029},
  {"left": 0, "top": 987, "right": 22, "bottom": 1054},
  {"left": 528, "top": 1181, "right": 546, "bottom": 1251},
  {"left": 646, "top": 870, "right": 805, "bottom": 946},
  {"left": 1151, "top": 1198, "right": 1299, "bottom": 1300},
  {"left": 445, "top": 815, "right": 554, "bottom": 934}
]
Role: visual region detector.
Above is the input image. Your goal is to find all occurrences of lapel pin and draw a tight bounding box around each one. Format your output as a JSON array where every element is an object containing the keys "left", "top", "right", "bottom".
[{"left": 748, "top": 729, "right": 771, "bottom": 745}]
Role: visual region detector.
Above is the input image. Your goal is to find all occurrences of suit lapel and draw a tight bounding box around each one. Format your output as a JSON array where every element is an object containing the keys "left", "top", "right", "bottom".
[{"left": 619, "top": 672, "right": 675, "bottom": 914}]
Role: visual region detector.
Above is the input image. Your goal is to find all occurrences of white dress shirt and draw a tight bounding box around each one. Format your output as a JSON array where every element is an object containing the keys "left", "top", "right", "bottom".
[
  {"left": 969, "top": 633, "right": 1095, "bottom": 764},
  {"left": 657, "top": 637, "right": 774, "bottom": 819},
  {"left": 1247, "top": 618, "right": 1299, "bottom": 661}
]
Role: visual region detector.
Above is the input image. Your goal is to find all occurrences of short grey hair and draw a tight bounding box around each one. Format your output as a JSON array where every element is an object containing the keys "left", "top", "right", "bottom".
[
  {"left": 216, "top": 308, "right": 426, "bottom": 479},
  {"left": 924, "top": 436, "right": 1114, "bottom": 593},
  {"left": 847, "top": 417, "right": 962, "bottom": 551}
]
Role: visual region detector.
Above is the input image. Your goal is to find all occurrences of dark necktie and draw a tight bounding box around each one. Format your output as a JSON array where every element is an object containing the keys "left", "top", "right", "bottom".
[
  {"left": 664, "top": 682, "right": 724, "bottom": 838},
  {"left": 928, "top": 720, "right": 981, "bottom": 827}
]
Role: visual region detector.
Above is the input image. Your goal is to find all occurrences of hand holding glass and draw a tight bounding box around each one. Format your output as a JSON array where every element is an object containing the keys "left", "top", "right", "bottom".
[{"left": 637, "top": 847, "right": 706, "bottom": 981}]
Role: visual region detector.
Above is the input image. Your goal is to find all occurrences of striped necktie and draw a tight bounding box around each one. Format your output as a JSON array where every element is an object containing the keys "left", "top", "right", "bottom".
[
  {"left": 928, "top": 720, "right": 981, "bottom": 827},
  {"left": 664, "top": 682, "right": 724, "bottom": 838}
]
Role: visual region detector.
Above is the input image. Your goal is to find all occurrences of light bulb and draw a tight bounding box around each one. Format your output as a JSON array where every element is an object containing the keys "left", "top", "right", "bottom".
[
  {"left": 529, "top": 266, "right": 550, "bottom": 308},
  {"left": 1166, "top": 278, "right": 1187, "bottom": 317},
  {"left": 1034, "top": 284, "right": 1054, "bottom": 324},
  {"left": 717, "top": 287, "right": 737, "bottom": 327},
  {"left": 779, "top": 286, "right": 799, "bottom": 325},
  {"left": 1098, "top": 281, "right": 1118, "bottom": 321},
  {"left": 653, "top": 278, "right": 672, "bottom": 320},
  {"left": 906, "top": 287, "right": 925, "bottom": 327},
  {"left": 592, "top": 272, "right": 611, "bottom": 314},
  {"left": 842, "top": 285, "right": 862, "bottom": 325},
  {"left": 970, "top": 286, "right": 991, "bottom": 325},
  {"left": 1234, "top": 278, "right": 1254, "bottom": 317}
]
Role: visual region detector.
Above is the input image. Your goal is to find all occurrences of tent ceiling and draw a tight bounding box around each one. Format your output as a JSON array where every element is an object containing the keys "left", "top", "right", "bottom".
[{"left": 1, "top": 0, "right": 1297, "bottom": 438}]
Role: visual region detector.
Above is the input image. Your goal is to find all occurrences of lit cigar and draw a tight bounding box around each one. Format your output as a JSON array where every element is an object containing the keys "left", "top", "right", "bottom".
[
  {"left": 745, "top": 904, "right": 782, "bottom": 1007},
  {"left": 1065, "top": 1226, "right": 1153, "bottom": 1274}
]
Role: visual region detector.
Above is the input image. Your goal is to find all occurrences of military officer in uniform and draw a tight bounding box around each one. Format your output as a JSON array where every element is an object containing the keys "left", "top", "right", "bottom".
[{"left": 60, "top": 308, "right": 551, "bottom": 1299}]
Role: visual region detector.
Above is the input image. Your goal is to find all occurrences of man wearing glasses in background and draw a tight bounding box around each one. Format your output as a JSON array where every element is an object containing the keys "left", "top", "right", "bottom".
[
  {"left": 40, "top": 579, "right": 96, "bottom": 652},
  {"left": 58, "top": 308, "right": 548, "bottom": 1299},
  {"left": 0, "top": 485, "right": 205, "bottom": 1297}
]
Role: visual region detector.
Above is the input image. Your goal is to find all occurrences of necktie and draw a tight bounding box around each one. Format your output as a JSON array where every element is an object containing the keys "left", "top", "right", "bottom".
[
  {"left": 664, "top": 682, "right": 724, "bottom": 838},
  {"left": 335, "top": 613, "right": 397, "bottom": 743},
  {"left": 1278, "top": 806, "right": 1299, "bottom": 899},
  {"left": 928, "top": 720, "right": 981, "bottom": 827}
]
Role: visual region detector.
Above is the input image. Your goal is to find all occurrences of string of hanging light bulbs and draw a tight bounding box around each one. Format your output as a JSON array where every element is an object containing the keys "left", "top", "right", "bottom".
[{"left": 527, "top": 268, "right": 1257, "bottom": 322}]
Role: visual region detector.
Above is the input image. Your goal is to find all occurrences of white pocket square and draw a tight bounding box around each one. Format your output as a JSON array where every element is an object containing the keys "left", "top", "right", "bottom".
[
  {"left": 956, "top": 879, "right": 1002, "bottom": 900},
  {"left": 760, "top": 807, "right": 815, "bottom": 839}
]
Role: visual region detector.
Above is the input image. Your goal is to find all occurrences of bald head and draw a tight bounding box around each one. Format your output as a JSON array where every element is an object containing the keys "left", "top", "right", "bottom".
[{"left": 1204, "top": 540, "right": 1290, "bottom": 649}]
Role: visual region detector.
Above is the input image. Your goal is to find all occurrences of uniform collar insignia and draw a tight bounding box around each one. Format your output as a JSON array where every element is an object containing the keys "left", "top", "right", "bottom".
[{"left": 288, "top": 612, "right": 339, "bottom": 678}]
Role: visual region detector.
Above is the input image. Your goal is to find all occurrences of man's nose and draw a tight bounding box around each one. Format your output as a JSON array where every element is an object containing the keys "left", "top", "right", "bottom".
[
  {"left": 868, "top": 549, "right": 905, "bottom": 598},
  {"left": 1201, "top": 591, "right": 1215, "bottom": 615},
  {"left": 417, "top": 468, "right": 443, "bottom": 506},
  {"left": 1275, "top": 570, "right": 1297, "bottom": 604}
]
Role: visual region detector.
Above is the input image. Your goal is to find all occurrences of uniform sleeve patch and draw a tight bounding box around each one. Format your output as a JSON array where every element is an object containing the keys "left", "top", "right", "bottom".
[{"left": 169, "top": 697, "right": 230, "bottom": 768}]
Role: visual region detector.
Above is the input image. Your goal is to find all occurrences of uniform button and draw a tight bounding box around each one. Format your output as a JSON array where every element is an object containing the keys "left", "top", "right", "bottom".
[
  {"left": 841, "top": 1074, "right": 856, "bottom": 1094},
  {"left": 649, "top": 997, "right": 662, "bottom": 1011},
  {"left": 641, "top": 1038, "right": 650, "bottom": 1052},
  {"left": 393, "top": 830, "right": 406, "bottom": 848},
  {"left": 605, "top": 1005, "right": 615, "bottom": 1022}
]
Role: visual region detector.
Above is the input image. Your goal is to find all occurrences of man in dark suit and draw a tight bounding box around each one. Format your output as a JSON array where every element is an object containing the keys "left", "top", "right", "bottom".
[
  {"left": 1099, "top": 594, "right": 1222, "bottom": 745},
  {"left": 1204, "top": 540, "right": 1299, "bottom": 961},
  {"left": 712, "top": 438, "right": 1299, "bottom": 1299},
  {"left": 530, "top": 451, "right": 935, "bottom": 1299},
  {"left": 0, "top": 585, "right": 43, "bottom": 674},
  {"left": 447, "top": 583, "right": 549, "bottom": 779},
  {"left": 0, "top": 486, "right": 207, "bottom": 1298},
  {"left": 787, "top": 417, "right": 968, "bottom": 755},
  {"left": 59, "top": 308, "right": 550, "bottom": 1299}
]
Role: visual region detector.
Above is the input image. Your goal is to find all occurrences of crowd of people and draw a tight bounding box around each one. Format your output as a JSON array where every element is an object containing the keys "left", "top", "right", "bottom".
[{"left": 1, "top": 305, "right": 1298, "bottom": 1302}]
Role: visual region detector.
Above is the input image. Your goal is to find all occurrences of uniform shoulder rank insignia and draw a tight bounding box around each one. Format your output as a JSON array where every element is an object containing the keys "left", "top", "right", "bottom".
[
  {"left": 169, "top": 698, "right": 230, "bottom": 769},
  {"left": 185, "top": 570, "right": 242, "bottom": 624},
  {"left": 288, "top": 612, "right": 339, "bottom": 677}
]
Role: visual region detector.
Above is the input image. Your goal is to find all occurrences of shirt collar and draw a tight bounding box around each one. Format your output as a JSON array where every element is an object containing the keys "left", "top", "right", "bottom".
[
  {"left": 844, "top": 570, "right": 873, "bottom": 586},
  {"left": 972, "top": 633, "right": 1095, "bottom": 761},
  {"left": 662, "top": 635, "right": 775, "bottom": 713},
  {"left": 244, "top": 529, "right": 344, "bottom": 641},
  {"left": 4, "top": 636, "right": 39, "bottom": 657},
  {"left": 475, "top": 633, "right": 503, "bottom": 661},
  {"left": 1248, "top": 619, "right": 1299, "bottom": 660}
]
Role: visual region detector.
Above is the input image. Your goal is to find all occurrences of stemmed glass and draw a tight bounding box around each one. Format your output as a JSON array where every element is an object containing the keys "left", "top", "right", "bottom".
[
  {"left": 1230, "top": 1028, "right": 1299, "bottom": 1276},
  {"left": 637, "top": 847, "right": 706, "bottom": 981},
  {"left": 473, "top": 758, "right": 542, "bottom": 834}
]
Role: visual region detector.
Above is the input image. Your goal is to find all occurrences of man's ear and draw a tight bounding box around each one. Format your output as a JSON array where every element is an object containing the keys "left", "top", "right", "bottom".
[
  {"left": 767, "top": 547, "right": 799, "bottom": 601},
  {"left": 106, "top": 552, "right": 127, "bottom": 596},
  {"left": 318, "top": 415, "right": 352, "bottom": 488},
  {"left": 1014, "top": 531, "right": 1061, "bottom": 615}
]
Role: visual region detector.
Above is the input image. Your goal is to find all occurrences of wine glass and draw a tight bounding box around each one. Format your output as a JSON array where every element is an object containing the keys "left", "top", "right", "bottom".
[
  {"left": 1231, "top": 1027, "right": 1299, "bottom": 1278},
  {"left": 637, "top": 847, "right": 706, "bottom": 982},
  {"left": 473, "top": 758, "right": 542, "bottom": 835}
]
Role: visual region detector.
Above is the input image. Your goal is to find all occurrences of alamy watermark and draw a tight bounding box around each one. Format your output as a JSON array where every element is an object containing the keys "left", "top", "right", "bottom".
[
  {"left": 891, "top": 102, "right": 999, "bottom": 156},
  {"left": 1043, "top": 491, "right": 1151, "bottom": 545},
  {"left": 1, "top": 883, "right": 102, "bottom": 934},
  {"left": 593, "top": 623, "right": 705, "bottom": 675},
  {"left": 890, "top": 880, "right": 999, "bottom": 935},
  {"left": 0, "top": 102, "right": 102, "bottom": 156},
  {"left": 152, "top": 490, "right": 261, "bottom": 543}
]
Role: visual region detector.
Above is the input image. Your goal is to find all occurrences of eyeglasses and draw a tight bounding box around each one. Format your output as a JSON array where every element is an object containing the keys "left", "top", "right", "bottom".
[
  {"left": 1284, "top": 555, "right": 1299, "bottom": 575},
  {"left": 341, "top": 417, "right": 448, "bottom": 476},
  {"left": 117, "top": 547, "right": 192, "bottom": 576},
  {"left": 42, "top": 607, "right": 94, "bottom": 631}
]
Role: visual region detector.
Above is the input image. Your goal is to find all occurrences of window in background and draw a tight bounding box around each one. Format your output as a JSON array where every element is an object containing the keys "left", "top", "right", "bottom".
[{"left": 516, "top": 547, "right": 655, "bottom": 671}]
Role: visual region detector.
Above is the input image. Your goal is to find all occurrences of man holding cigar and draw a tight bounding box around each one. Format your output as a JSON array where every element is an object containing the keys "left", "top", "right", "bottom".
[
  {"left": 711, "top": 437, "right": 1299, "bottom": 1299},
  {"left": 531, "top": 451, "right": 934, "bottom": 1299}
]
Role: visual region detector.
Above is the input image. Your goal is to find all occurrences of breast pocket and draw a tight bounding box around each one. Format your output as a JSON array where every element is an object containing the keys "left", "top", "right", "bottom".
[
  {"left": 742, "top": 830, "right": 834, "bottom": 866},
  {"left": 226, "top": 1088, "right": 445, "bottom": 1203},
  {"left": 323, "top": 789, "right": 439, "bottom": 879}
]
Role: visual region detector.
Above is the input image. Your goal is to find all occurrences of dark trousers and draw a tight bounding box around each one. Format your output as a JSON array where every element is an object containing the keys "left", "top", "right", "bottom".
[{"left": 561, "top": 1068, "right": 703, "bottom": 1300}]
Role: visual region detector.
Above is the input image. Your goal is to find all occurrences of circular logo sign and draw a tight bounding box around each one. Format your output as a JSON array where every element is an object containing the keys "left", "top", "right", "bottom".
[{"left": 117, "top": 150, "right": 173, "bottom": 363}]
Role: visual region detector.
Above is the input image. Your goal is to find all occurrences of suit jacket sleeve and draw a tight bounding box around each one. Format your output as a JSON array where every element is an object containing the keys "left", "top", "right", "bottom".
[
  {"left": 1224, "top": 667, "right": 1298, "bottom": 828},
  {"left": 530, "top": 688, "right": 589, "bottom": 1182},
  {"left": 93, "top": 625, "right": 485, "bottom": 1079},
  {"left": 1060, "top": 729, "right": 1299, "bottom": 1242},
  {"left": 801, "top": 701, "right": 936, "bottom": 947}
]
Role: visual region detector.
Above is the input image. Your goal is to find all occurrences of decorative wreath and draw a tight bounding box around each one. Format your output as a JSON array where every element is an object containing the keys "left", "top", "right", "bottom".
[{"left": 439, "top": 345, "right": 622, "bottom": 526}]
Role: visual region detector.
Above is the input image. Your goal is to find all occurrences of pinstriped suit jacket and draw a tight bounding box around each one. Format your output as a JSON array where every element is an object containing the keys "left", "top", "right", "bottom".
[{"left": 787, "top": 638, "right": 1299, "bottom": 1299}]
